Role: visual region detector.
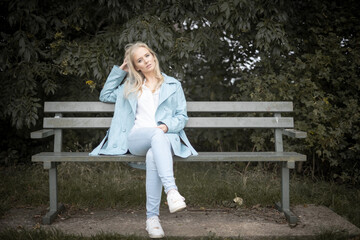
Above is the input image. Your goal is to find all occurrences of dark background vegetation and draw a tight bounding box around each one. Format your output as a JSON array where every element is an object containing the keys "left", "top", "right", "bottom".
[{"left": 0, "top": 0, "right": 359, "bottom": 184}]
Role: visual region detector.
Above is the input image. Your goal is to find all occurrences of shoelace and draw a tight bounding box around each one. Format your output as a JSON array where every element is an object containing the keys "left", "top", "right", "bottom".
[
  {"left": 148, "top": 217, "right": 161, "bottom": 224},
  {"left": 168, "top": 192, "right": 185, "bottom": 202},
  {"left": 147, "top": 217, "right": 162, "bottom": 230}
]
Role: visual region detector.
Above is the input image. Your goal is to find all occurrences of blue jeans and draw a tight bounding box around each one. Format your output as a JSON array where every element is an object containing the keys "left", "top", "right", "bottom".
[{"left": 127, "top": 127, "right": 177, "bottom": 218}]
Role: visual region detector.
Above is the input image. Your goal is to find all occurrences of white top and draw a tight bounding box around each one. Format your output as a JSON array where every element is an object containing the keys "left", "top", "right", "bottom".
[{"left": 132, "top": 82, "right": 160, "bottom": 131}]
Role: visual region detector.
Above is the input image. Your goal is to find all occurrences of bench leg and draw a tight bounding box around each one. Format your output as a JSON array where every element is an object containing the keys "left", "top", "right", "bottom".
[
  {"left": 275, "top": 162, "right": 298, "bottom": 225},
  {"left": 43, "top": 162, "right": 65, "bottom": 224}
]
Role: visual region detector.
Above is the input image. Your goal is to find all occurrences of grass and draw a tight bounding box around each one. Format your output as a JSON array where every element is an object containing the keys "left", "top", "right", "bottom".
[{"left": 0, "top": 162, "right": 359, "bottom": 237}]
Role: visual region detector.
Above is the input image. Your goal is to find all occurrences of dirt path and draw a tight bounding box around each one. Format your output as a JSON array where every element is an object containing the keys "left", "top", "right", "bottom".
[{"left": 1, "top": 204, "right": 359, "bottom": 238}]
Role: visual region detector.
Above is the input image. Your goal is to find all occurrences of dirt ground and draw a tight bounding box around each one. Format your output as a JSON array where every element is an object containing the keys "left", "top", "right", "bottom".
[{"left": 1, "top": 204, "right": 359, "bottom": 238}]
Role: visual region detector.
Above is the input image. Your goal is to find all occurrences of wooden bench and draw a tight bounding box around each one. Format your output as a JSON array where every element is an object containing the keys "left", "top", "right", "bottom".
[{"left": 31, "top": 101, "right": 307, "bottom": 225}]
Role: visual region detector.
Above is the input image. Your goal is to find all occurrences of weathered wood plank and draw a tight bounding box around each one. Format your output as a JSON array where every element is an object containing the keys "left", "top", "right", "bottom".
[
  {"left": 31, "top": 129, "right": 55, "bottom": 139},
  {"left": 282, "top": 129, "right": 307, "bottom": 138},
  {"left": 44, "top": 101, "right": 293, "bottom": 113},
  {"left": 187, "top": 117, "right": 294, "bottom": 128},
  {"left": 43, "top": 117, "right": 294, "bottom": 129},
  {"left": 32, "top": 152, "right": 306, "bottom": 162},
  {"left": 43, "top": 117, "right": 112, "bottom": 129},
  {"left": 186, "top": 101, "right": 293, "bottom": 112},
  {"left": 44, "top": 102, "right": 115, "bottom": 113}
]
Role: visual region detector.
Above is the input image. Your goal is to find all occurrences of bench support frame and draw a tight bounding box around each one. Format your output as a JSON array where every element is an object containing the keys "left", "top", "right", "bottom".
[
  {"left": 43, "top": 114, "right": 65, "bottom": 224},
  {"left": 43, "top": 162, "right": 65, "bottom": 224},
  {"left": 274, "top": 114, "right": 298, "bottom": 225},
  {"left": 275, "top": 162, "right": 298, "bottom": 225}
]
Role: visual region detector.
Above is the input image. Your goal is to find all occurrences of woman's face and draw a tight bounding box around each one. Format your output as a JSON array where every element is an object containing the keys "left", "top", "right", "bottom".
[{"left": 132, "top": 47, "right": 156, "bottom": 74}]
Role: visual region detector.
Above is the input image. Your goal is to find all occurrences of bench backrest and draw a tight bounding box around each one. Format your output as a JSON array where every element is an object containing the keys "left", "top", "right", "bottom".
[{"left": 43, "top": 101, "right": 294, "bottom": 129}]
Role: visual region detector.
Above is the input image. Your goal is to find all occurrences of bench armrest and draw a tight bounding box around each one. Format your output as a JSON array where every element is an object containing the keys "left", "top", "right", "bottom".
[
  {"left": 282, "top": 129, "right": 307, "bottom": 138},
  {"left": 31, "top": 129, "right": 55, "bottom": 139}
]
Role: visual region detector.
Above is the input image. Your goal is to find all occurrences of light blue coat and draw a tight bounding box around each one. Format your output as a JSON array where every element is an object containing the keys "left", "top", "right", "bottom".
[{"left": 90, "top": 66, "right": 198, "bottom": 159}]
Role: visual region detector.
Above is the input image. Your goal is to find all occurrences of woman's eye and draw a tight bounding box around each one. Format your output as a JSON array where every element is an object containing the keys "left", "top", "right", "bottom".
[{"left": 137, "top": 59, "right": 142, "bottom": 63}]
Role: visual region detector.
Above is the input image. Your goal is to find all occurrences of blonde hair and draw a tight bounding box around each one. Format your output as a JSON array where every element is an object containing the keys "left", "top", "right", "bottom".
[{"left": 123, "top": 42, "right": 164, "bottom": 98}]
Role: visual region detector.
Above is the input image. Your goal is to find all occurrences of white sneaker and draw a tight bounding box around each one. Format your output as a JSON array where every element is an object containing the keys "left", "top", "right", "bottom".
[
  {"left": 167, "top": 189, "right": 186, "bottom": 213},
  {"left": 146, "top": 216, "right": 165, "bottom": 238}
]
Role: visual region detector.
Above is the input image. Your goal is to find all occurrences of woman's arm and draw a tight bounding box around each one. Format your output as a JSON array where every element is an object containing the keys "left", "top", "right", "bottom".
[{"left": 99, "top": 65, "right": 128, "bottom": 103}]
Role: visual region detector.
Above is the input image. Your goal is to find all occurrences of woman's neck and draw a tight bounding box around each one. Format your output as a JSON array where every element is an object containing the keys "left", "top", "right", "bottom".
[{"left": 143, "top": 71, "right": 157, "bottom": 84}]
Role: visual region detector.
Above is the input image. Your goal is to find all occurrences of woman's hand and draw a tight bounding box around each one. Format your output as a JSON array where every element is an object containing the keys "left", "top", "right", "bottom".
[
  {"left": 157, "top": 124, "right": 168, "bottom": 133},
  {"left": 119, "top": 59, "right": 129, "bottom": 72}
]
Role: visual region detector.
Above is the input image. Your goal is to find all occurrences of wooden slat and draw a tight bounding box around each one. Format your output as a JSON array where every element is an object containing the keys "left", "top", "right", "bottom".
[
  {"left": 282, "top": 129, "right": 307, "bottom": 138},
  {"left": 44, "top": 102, "right": 115, "bottom": 113},
  {"left": 31, "top": 129, "right": 54, "bottom": 139},
  {"left": 44, "top": 101, "right": 293, "bottom": 113},
  {"left": 186, "top": 101, "right": 293, "bottom": 112},
  {"left": 44, "top": 117, "right": 112, "bottom": 129},
  {"left": 32, "top": 152, "right": 306, "bottom": 163},
  {"left": 43, "top": 117, "right": 294, "bottom": 129},
  {"left": 187, "top": 117, "right": 294, "bottom": 128}
]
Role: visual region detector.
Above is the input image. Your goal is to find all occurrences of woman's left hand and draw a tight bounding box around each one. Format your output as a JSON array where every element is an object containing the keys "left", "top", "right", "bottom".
[
  {"left": 119, "top": 59, "right": 129, "bottom": 72},
  {"left": 157, "top": 124, "right": 168, "bottom": 133}
]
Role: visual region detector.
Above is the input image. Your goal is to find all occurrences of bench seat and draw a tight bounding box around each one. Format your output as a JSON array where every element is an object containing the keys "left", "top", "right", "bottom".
[{"left": 32, "top": 152, "right": 306, "bottom": 163}]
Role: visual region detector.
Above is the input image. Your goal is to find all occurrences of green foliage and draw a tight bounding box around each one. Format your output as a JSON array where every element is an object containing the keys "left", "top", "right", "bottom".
[
  {"left": 0, "top": 0, "right": 359, "bottom": 183},
  {"left": 230, "top": 0, "right": 360, "bottom": 183}
]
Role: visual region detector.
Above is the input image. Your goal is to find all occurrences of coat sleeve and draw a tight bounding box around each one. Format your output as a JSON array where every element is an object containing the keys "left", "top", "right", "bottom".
[
  {"left": 159, "top": 84, "right": 189, "bottom": 133},
  {"left": 99, "top": 66, "right": 128, "bottom": 103}
]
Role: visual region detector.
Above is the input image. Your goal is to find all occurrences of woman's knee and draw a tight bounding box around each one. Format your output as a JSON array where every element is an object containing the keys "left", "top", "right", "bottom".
[
  {"left": 152, "top": 128, "right": 169, "bottom": 143},
  {"left": 153, "top": 127, "right": 165, "bottom": 136}
]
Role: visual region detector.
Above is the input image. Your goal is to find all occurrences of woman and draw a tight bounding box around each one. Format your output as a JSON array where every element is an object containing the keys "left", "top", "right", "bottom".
[{"left": 90, "top": 42, "right": 197, "bottom": 238}]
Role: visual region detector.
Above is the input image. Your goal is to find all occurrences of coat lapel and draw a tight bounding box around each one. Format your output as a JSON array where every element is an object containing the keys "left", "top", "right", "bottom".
[{"left": 158, "top": 74, "right": 178, "bottom": 106}]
